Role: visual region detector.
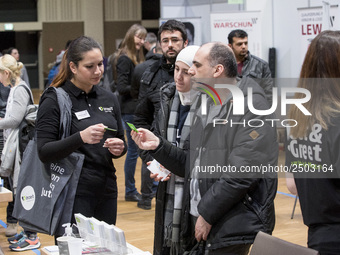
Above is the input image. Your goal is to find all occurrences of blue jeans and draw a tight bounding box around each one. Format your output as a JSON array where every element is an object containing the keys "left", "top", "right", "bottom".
[{"left": 122, "top": 114, "right": 138, "bottom": 195}]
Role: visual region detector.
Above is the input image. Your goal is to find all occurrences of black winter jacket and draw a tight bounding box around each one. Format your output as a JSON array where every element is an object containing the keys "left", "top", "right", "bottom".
[
  {"left": 150, "top": 77, "right": 278, "bottom": 251},
  {"left": 134, "top": 56, "right": 174, "bottom": 133},
  {"left": 240, "top": 52, "right": 273, "bottom": 105},
  {"left": 131, "top": 54, "right": 162, "bottom": 100},
  {"left": 116, "top": 55, "right": 137, "bottom": 114}
]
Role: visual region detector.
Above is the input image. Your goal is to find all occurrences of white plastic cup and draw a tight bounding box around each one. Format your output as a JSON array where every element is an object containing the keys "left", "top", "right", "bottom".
[
  {"left": 67, "top": 238, "right": 82, "bottom": 255},
  {"left": 57, "top": 236, "right": 71, "bottom": 255}
]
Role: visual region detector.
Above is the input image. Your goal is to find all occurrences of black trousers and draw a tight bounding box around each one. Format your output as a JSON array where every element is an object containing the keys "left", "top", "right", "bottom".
[
  {"left": 208, "top": 244, "right": 251, "bottom": 255},
  {"left": 55, "top": 193, "right": 117, "bottom": 244},
  {"left": 4, "top": 177, "right": 17, "bottom": 224},
  {"left": 71, "top": 194, "right": 117, "bottom": 225}
]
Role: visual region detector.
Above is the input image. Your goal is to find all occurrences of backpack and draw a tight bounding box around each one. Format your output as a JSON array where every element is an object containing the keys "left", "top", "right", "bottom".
[{"left": 18, "top": 85, "right": 38, "bottom": 158}]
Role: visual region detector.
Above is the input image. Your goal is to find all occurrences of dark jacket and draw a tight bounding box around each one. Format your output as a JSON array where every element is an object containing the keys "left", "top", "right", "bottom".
[
  {"left": 0, "top": 83, "right": 10, "bottom": 155},
  {"left": 150, "top": 77, "right": 278, "bottom": 251},
  {"left": 145, "top": 46, "right": 157, "bottom": 59},
  {"left": 134, "top": 55, "right": 175, "bottom": 133},
  {"left": 240, "top": 52, "right": 273, "bottom": 105},
  {"left": 131, "top": 54, "right": 162, "bottom": 99},
  {"left": 116, "top": 55, "right": 137, "bottom": 114},
  {"left": 0, "top": 83, "right": 10, "bottom": 118}
]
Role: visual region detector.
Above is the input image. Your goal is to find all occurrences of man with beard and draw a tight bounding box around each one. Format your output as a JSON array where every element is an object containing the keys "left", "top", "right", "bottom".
[
  {"left": 134, "top": 19, "right": 188, "bottom": 210},
  {"left": 228, "top": 29, "right": 273, "bottom": 104}
]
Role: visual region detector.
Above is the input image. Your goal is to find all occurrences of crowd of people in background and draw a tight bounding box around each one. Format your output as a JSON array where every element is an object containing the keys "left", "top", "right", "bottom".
[{"left": 0, "top": 19, "right": 338, "bottom": 255}]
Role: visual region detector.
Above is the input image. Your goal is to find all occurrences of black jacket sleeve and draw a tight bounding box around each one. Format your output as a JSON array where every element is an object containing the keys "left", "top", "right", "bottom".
[
  {"left": 116, "top": 55, "right": 134, "bottom": 96},
  {"left": 150, "top": 136, "right": 187, "bottom": 178},
  {"left": 134, "top": 94, "right": 155, "bottom": 130},
  {"left": 260, "top": 63, "right": 274, "bottom": 105},
  {"left": 131, "top": 63, "right": 144, "bottom": 99}
]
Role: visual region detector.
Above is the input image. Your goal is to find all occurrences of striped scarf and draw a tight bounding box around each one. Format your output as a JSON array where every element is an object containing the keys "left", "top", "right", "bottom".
[{"left": 164, "top": 91, "right": 193, "bottom": 255}]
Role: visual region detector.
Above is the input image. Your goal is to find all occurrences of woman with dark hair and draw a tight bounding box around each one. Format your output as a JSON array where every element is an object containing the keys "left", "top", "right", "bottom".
[
  {"left": 285, "top": 30, "right": 340, "bottom": 255},
  {"left": 114, "top": 24, "right": 146, "bottom": 202},
  {"left": 36, "top": 36, "right": 126, "bottom": 237}
]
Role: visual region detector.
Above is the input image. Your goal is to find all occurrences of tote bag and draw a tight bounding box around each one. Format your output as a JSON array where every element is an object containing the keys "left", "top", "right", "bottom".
[
  {"left": 13, "top": 140, "right": 84, "bottom": 235},
  {"left": 13, "top": 87, "right": 84, "bottom": 235}
]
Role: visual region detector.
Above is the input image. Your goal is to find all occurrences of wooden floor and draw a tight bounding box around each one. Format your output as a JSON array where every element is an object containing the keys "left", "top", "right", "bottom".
[
  {"left": 0, "top": 150, "right": 308, "bottom": 254},
  {"left": 0, "top": 93, "right": 307, "bottom": 255}
]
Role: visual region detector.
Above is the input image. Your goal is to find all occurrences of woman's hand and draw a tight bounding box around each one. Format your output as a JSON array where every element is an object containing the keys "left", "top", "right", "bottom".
[
  {"left": 103, "top": 138, "right": 125, "bottom": 156},
  {"left": 131, "top": 128, "right": 160, "bottom": 150},
  {"left": 80, "top": 124, "right": 106, "bottom": 144}
]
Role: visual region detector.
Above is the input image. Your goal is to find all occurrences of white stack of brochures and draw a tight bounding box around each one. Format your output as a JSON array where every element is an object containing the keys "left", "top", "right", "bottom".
[{"left": 74, "top": 213, "right": 129, "bottom": 254}]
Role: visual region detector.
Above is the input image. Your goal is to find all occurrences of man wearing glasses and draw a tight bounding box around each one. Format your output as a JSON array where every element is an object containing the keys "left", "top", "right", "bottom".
[{"left": 134, "top": 19, "right": 188, "bottom": 210}]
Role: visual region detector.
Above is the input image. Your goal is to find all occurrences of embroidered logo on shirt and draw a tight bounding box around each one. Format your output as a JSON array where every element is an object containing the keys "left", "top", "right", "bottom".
[{"left": 98, "top": 106, "right": 113, "bottom": 113}]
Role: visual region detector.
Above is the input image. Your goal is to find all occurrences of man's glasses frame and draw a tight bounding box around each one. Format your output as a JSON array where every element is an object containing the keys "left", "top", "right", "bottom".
[{"left": 160, "top": 37, "right": 184, "bottom": 45}]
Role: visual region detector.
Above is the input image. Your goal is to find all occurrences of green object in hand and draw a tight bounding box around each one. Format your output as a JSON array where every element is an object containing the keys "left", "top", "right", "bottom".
[
  {"left": 126, "top": 122, "right": 139, "bottom": 133},
  {"left": 104, "top": 127, "right": 117, "bottom": 132}
]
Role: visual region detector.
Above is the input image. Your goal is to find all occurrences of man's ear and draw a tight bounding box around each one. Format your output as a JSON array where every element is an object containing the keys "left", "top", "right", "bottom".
[
  {"left": 228, "top": 43, "right": 232, "bottom": 49},
  {"left": 184, "top": 39, "right": 189, "bottom": 48},
  {"left": 213, "top": 64, "right": 224, "bottom": 78},
  {"left": 69, "top": 61, "right": 77, "bottom": 75}
]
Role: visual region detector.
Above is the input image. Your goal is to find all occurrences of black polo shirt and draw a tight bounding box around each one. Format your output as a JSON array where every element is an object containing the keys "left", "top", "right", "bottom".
[{"left": 36, "top": 80, "right": 126, "bottom": 197}]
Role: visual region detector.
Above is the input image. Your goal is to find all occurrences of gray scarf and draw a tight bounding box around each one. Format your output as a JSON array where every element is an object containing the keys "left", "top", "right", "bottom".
[{"left": 163, "top": 91, "right": 192, "bottom": 255}]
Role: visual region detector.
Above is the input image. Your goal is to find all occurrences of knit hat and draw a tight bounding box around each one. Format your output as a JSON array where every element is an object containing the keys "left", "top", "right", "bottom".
[{"left": 176, "top": 45, "right": 200, "bottom": 67}]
